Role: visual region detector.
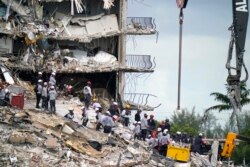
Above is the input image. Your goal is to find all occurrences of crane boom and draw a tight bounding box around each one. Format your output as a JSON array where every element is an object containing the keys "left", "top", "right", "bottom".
[{"left": 226, "top": 0, "right": 249, "bottom": 113}]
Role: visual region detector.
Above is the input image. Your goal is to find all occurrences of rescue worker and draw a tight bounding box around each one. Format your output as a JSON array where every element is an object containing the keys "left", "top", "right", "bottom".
[
  {"left": 95, "top": 107, "right": 103, "bottom": 131},
  {"left": 41, "top": 82, "right": 48, "bottom": 110},
  {"left": 193, "top": 133, "right": 204, "bottom": 154},
  {"left": 108, "top": 101, "right": 120, "bottom": 116},
  {"left": 174, "top": 131, "right": 182, "bottom": 143},
  {"left": 159, "top": 129, "right": 170, "bottom": 156},
  {"left": 83, "top": 81, "right": 92, "bottom": 109},
  {"left": 134, "top": 109, "right": 141, "bottom": 122},
  {"left": 36, "top": 79, "right": 43, "bottom": 109},
  {"left": 101, "top": 111, "right": 115, "bottom": 134},
  {"left": 4, "top": 89, "right": 10, "bottom": 106},
  {"left": 36, "top": 72, "right": 43, "bottom": 84},
  {"left": 133, "top": 121, "right": 141, "bottom": 140},
  {"left": 147, "top": 114, "right": 156, "bottom": 135},
  {"left": 92, "top": 98, "right": 102, "bottom": 110},
  {"left": 64, "top": 108, "right": 74, "bottom": 120},
  {"left": 121, "top": 105, "right": 131, "bottom": 127},
  {"left": 49, "top": 72, "right": 56, "bottom": 87},
  {"left": 81, "top": 106, "right": 88, "bottom": 126},
  {"left": 49, "top": 86, "right": 57, "bottom": 113},
  {"left": 140, "top": 113, "right": 148, "bottom": 141},
  {"left": 147, "top": 135, "right": 157, "bottom": 148},
  {"left": 0, "top": 86, "right": 5, "bottom": 106},
  {"left": 163, "top": 118, "right": 171, "bottom": 131},
  {"left": 155, "top": 127, "right": 163, "bottom": 150}
]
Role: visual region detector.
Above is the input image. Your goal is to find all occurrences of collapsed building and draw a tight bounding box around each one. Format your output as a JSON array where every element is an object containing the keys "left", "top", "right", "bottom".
[{"left": 0, "top": 0, "right": 157, "bottom": 108}]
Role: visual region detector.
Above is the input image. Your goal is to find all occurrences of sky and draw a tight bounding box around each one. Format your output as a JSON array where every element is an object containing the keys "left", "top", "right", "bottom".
[{"left": 125, "top": 0, "right": 250, "bottom": 126}]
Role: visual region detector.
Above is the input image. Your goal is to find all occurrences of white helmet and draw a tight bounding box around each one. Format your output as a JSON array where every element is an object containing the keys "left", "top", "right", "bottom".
[
  {"left": 38, "top": 79, "right": 43, "bottom": 83},
  {"left": 38, "top": 72, "right": 42, "bottom": 75},
  {"left": 163, "top": 129, "right": 168, "bottom": 133},
  {"left": 157, "top": 127, "right": 162, "bottom": 132},
  {"left": 176, "top": 131, "right": 181, "bottom": 135},
  {"left": 69, "top": 107, "right": 74, "bottom": 111},
  {"left": 199, "top": 133, "right": 203, "bottom": 136},
  {"left": 106, "top": 111, "right": 111, "bottom": 115}
]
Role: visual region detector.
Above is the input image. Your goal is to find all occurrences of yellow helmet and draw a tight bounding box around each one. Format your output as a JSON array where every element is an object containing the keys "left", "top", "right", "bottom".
[{"left": 125, "top": 104, "right": 130, "bottom": 109}]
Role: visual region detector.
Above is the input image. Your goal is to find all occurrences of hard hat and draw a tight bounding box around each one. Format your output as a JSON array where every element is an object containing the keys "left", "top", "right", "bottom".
[
  {"left": 106, "top": 111, "right": 111, "bottom": 115},
  {"left": 148, "top": 135, "right": 151, "bottom": 138},
  {"left": 5, "top": 89, "right": 9, "bottom": 93},
  {"left": 50, "top": 86, "right": 55, "bottom": 89},
  {"left": 52, "top": 72, "right": 56, "bottom": 75},
  {"left": 157, "top": 127, "right": 162, "bottom": 132},
  {"left": 125, "top": 104, "right": 130, "bottom": 109},
  {"left": 199, "top": 133, "right": 203, "bottom": 136},
  {"left": 38, "top": 72, "right": 42, "bottom": 75},
  {"left": 44, "top": 82, "right": 47, "bottom": 85},
  {"left": 137, "top": 121, "right": 141, "bottom": 124},
  {"left": 38, "top": 79, "right": 43, "bottom": 83},
  {"left": 81, "top": 106, "right": 85, "bottom": 110},
  {"left": 93, "top": 98, "right": 97, "bottom": 102},
  {"left": 164, "top": 129, "right": 168, "bottom": 133},
  {"left": 69, "top": 107, "right": 74, "bottom": 111},
  {"left": 113, "top": 102, "right": 118, "bottom": 105},
  {"left": 95, "top": 107, "right": 99, "bottom": 111},
  {"left": 176, "top": 131, "right": 181, "bottom": 135}
]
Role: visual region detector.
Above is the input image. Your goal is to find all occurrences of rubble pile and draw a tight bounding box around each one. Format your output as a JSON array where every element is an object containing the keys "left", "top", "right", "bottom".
[
  {"left": 0, "top": 0, "right": 121, "bottom": 73},
  {"left": 0, "top": 106, "right": 175, "bottom": 166}
]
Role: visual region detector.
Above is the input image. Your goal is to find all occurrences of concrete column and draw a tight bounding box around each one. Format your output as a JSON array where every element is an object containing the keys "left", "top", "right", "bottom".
[{"left": 117, "top": 0, "right": 127, "bottom": 101}]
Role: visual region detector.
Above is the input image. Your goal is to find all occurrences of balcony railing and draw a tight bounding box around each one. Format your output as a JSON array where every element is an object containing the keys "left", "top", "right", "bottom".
[
  {"left": 126, "top": 17, "right": 156, "bottom": 35},
  {"left": 126, "top": 54, "right": 155, "bottom": 70},
  {"left": 124, "top": 93, "right": 161, "bottom": 111}
]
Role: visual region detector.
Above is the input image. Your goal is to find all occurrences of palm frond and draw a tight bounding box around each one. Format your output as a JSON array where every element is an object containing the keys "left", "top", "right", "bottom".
[
  {"left": 241, "top": 98, "right": 250, "bottom": 106},
  {"left": 205, "top": 104, "right": 232, "bottom": 112},
  {"left": 210, "top": 92, "right": 230, "bottom": 104}
]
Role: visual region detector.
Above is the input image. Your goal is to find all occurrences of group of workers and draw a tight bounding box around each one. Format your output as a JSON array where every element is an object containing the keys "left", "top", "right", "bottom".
[
  {"left": 35, "top": 71, "right": 57, "bottom": 112},
  {"left": 34, "top": 72, "right": 206, "bottom": 157}
]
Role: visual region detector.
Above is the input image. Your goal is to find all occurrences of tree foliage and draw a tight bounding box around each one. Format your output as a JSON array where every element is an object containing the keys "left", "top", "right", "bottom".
[
  {"left": 206, "top": 83, "right": 250, "bottom": 113},
  {"left": 206, "top": 83, "right": 250, "bottom": 132},
  {"left": 171, "top": 107, "right": 202, "bottom": 136}
]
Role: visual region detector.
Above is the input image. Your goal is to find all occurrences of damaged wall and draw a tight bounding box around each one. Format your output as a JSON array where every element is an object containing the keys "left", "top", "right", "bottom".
[{"left": 0, "top": 36, "right": 13, "bottom": 53}]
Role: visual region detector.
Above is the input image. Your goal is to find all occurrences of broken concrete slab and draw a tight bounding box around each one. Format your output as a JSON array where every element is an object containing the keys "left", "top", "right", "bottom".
[
  {"left": 45, "top": 136, "right": 58, "bottom": 149},
  {"left": 86, "top": 14, "right": 119, "bottom": 36},
  {"left": 71, "top": 13, "right": 105, "bottom": 26}
]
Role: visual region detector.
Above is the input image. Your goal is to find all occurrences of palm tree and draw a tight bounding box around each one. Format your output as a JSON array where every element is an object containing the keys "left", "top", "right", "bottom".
[{"left": 206, "top": 83, "right": 250, "bottom": 132}]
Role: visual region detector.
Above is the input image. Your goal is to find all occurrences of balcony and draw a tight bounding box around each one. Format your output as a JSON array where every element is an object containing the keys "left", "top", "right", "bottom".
[
  {"left": 123, "top": 54, "right": 155, "bottom": 72},
  {"left": 124, "top": 93, "right": 161, "bottom": 111},
  {"left": 126, "top": 17, "right": 156, "bottom": 35}
]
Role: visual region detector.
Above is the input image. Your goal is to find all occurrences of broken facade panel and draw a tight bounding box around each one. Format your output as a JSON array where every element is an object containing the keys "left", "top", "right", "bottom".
[{"left": 0, "top": 0, "right": 156, "bottom": 104}]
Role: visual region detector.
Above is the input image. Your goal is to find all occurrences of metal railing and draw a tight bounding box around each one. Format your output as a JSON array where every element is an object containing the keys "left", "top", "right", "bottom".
[
  {"left": 124, "top": 93, "right": 161, "bottom": 110},
  {"left": 126, "top": 54, "right": 155, "bottom": 70},
  {"left": 127, "top": 17, "right": 156, "bottom": 32}
]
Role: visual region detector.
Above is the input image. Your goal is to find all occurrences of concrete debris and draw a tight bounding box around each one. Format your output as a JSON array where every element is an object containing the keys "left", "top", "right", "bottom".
[{"left": 0, "top": 104, "right": 160, "bottom": 166}]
